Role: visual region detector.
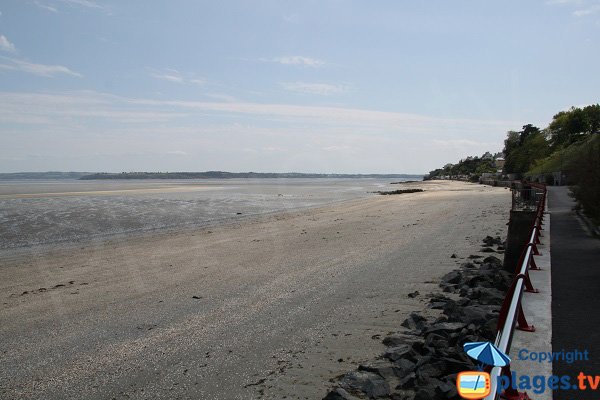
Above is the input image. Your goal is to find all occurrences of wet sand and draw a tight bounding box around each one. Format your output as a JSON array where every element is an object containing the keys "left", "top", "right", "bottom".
[
  {"left": 0, "top": 181, "right": 510, "bottom": 399},
  {"left": 0, "top": 178, "right": 395, "bottom": 250}
]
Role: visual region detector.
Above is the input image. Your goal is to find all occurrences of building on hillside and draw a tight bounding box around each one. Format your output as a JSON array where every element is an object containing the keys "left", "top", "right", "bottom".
[{"left": 494, "top": 157, "right": 505, "bottom": 171}]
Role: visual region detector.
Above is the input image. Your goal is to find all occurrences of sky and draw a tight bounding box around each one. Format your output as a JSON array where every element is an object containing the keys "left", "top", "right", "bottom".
[{"left": 0, "top": 1, "right": 599, "bottom": 174}]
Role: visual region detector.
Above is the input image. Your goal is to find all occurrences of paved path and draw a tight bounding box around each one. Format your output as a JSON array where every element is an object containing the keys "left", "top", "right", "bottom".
[
  {"left": 508, "top": 203, "right": 552, "bottom": 400},
  {"left": 549, "top": 186, "right": 600, "bottom": 399}
]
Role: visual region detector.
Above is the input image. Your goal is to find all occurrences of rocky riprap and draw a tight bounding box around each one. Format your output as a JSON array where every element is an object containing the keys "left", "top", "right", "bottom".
[{"left": 323, "top": 252, "right": 512, "bottom": 400}]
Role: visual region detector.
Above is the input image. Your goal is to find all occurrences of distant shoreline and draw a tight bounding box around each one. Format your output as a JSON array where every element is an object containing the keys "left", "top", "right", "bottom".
[
  {"left": 0, "top": 171, "right": 424, "bottom": 181},
  {"left": 78, "top": 172, "right": 424, "bottom": 180}
]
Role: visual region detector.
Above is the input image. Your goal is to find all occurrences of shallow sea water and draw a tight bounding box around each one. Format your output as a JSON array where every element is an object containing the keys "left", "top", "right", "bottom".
[{"left": 0, "top": 178, "right": 417, "bottom": 249}]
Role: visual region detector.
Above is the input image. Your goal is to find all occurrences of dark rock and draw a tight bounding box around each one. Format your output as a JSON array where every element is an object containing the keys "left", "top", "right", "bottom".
[
  {"left": 396, "top": 372, "right": 416, "bottom": 389},
  {"left": 425, "top": 322, "right": 466, "bottom": 336},
  {"left": 359, "top": 361, "right": 397, "bottom": 381},
  {"left": 480, "top": 247, "right": 496, "bottom": 253},
  {"left": 442, "top": 285, "right": 456, "bottom": 293},
  {"left": 414, "top": 388, "right": 434, "bottom": 400},
  {"left": 441, "top": 271, "right": 461, "bottom": 285},
  {"left": 483, "top": 255, "right": 502, "bottom": 267},
  {"left": 482, "top": 318, "right": 499, "bottom": 340},
  {"left": 383, "top": 345, "right": 413, "bottom": 362},
  {"left": 469, "top": 287, "right": 505, "bottom": 305},
  {"left": 407, "top": 291, "right": 420, "bottom": 298},
  {"left": 424, "top": 332, "right": 449, "bottom": 349},
  {"left": 415, "top": 360, "right": 448, "bottom": 379},
  {"left": 390, "top": 393, "right": 413, "bottom": 400},
  {"left": 457, "top": 297, "right": 471, "bottom": 306},
  {"left": 435, "top": 380, "right": 458, "bottom": 398},
  {"left": 339, "top": 371, "right": 390, "bottom": 398},
  {"left": 401, "top": 313, "right": 427, "bottom": 331},
  {"left": 322, "top": 388, "right": 361, "bottom": 400},
  {"left": 428, "top": 301, "right": 447, "bottom": 310},
  {"left": 450, "top": 254, "right": 457, "bottom": 258},
  {"left": 483, "top": 235, "right": 503, "bottom": 246},
  {"left": 439, "top": 355, "right": 475, "bottom": 373},
  {"left": 429, "top": 293, "right": 452, "bottom": 302},
  {"left": 460, "top": 305, "right": 495, "bottom": 325},
  {"left": 393, "top": 358, "right": 416, "bottom": 377},
  {"left": 413, "top": 379, "right": 445, "bottom": 400},
  {"left": 408, "top": 339, "right": 426, "bottom": 355},
  {"left": 382, "top": 334, "right": 406, "bottom": 347}
]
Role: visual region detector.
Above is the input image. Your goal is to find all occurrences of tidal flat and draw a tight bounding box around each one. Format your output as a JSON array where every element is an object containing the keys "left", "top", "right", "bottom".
[{"left": 0, "top": 178, "right": 406, "bottom": 250}]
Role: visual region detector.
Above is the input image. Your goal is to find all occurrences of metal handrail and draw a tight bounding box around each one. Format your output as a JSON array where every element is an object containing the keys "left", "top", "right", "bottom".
[{"left": 483, "top": 184, "right": 546, "bottom": 400}]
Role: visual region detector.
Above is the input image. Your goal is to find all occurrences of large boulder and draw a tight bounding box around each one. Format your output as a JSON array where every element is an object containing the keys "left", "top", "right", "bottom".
[
  {"left": 359, "top": 361, "right": 397, "bottom": 381},
  {"left": 323, "top": 388, "right": 362, "bottom": 400},
  {"left": 383, "top": 344, "right": 414, "bottom": 362},
  {"left": 339, "top": 371, "right": 391, "bottom": 399}
]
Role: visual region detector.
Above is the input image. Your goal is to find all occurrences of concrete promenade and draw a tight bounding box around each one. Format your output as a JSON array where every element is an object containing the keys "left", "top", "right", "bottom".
[{"left": 509, "top": 195, "right": 553, "bottom": 400}]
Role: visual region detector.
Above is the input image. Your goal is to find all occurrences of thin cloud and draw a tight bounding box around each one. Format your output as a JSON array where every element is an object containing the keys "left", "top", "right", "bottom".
[
  {"left": 0, "top": 90, "right": 516, "bottom": 136},
  {"left": 127, "top": 96, "right": 514, "bottom": 134},
  {"left": 545, "top": 0, "right": 600, "bottom": 16},
  {"left": 546, "top": 0, "right": 600, "bottom": 17},
  {"left": 205, "top": 93, "right": 237, "bottom": 102},
  {"left": 546, "top": 0, "right": 584, "bottom": 4},
  {"left": 148, "top": 68, "right": 205, "bottom": 86},
  {"left": 430, "top": 139, "right": 500, "bottom": 148},
  {"left": 573, "top": 4, "right": 600, "bottom": 16},
  {"left": 149, "top": 69, "right": 184, "bottom": 83},
  {"left": 0, "top": 57, "right": 81, "bottom": 77},
  {"left": 0, "top": 91, "right": 184, "bottom": 124},
  {"left": 59, "top": 0, "right": 103, "bottom": 9},
  {"left": 282, "top": 14, "right": 301, "bottom": 24},
  {"left": 34, "top": 1, "right": 59, "bottom": 12},
  {"left": 281, "top": 81, "right": 347, "bottom": 95},
  {"left": 263, "top": 56, "right": 325, "bottom": 67},
  {"left": 0, "top": 35, "right": 16, "bottom": 52}
]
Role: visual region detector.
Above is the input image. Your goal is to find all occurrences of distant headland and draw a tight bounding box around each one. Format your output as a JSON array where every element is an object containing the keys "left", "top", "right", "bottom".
[
  {"left": 0, "top": 172, "right": 91, "bottom": 180},
  {"left": 0, "top": 171, "right": 424, "bottom": 180},
  {"left": 78, "top": 172, "right": 424, "bottom": 180}
]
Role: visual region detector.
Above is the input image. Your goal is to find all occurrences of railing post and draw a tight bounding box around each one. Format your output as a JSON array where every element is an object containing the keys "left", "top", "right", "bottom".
[
  {"left": 523, "top": 271, "right": 539, "bottom": 293},
  {"left": 529, "top": 256, "right": 541, "bottom": 271},
  {"left": 499, "top": 365, "right": 532, "bottom": 400}
]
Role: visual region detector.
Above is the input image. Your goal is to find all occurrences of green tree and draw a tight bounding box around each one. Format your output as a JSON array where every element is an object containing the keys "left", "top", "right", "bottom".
[
  {"left": 583, "top": 104, "right": 600, "bottom": 134},
  {"left": 503, "top": 125, "right": 548, "bottom": 174},
  {"left": 565, "top": 135, "right": 600, "bottom": 223},
  {"left": 548, "top": 105, "right": 600, "bottom": 148},
  {"left": 504, "top": 131, "right": 520, "bottom": 158}
]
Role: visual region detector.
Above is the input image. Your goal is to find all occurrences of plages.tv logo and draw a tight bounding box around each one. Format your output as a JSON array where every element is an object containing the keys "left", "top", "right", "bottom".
[
  {"left": 457, "top": 371, "right": 491, "bottom": 399},
  {"left": 456, "top": 341, "right": 511, "bottom": 399}
]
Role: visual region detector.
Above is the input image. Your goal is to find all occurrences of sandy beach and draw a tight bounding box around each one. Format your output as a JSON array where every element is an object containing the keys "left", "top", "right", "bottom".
[{"left": 0, "top": 180, "right": 510, "bottom": 400}]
